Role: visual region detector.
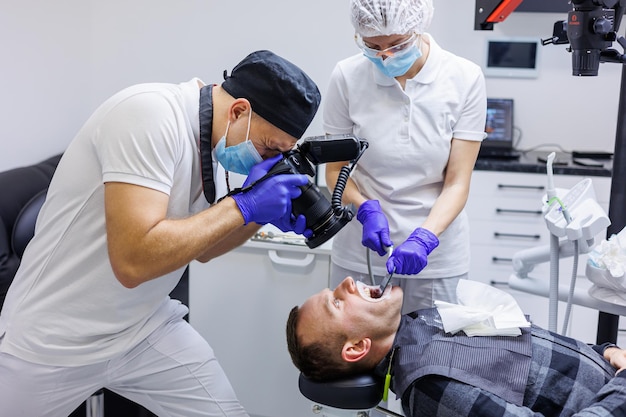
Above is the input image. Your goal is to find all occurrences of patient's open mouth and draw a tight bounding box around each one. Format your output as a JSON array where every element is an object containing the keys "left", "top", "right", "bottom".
[
  {"left": 370, "top": 287, "right": 383, "bottom": 298},
  {"left": 356, "top": 280, "right": 391, "bottom": 302}
]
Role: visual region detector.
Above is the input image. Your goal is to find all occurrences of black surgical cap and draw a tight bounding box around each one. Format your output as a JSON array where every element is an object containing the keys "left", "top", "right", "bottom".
[{"left": 222, "top": 50, "right": 321, "bottom": 139}]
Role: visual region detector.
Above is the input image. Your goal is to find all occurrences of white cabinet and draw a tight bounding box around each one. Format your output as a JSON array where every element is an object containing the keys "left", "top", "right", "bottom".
[
  {"left": 466, "top": 170, "right": 612, "bottom": 342},
  {"left": 189, "top": 239, "right": 331, "bottom": 417}
]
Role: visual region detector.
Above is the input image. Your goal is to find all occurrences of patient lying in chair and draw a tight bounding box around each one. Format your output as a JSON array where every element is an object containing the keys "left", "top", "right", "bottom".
[{"left": 286, "top": 277, "right": 626, "bottom": 417}]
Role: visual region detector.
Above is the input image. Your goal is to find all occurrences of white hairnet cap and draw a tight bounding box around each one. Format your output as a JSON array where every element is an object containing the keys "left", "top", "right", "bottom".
[{"left": 351, "top": 0, "right": 435, "bottom": 37}]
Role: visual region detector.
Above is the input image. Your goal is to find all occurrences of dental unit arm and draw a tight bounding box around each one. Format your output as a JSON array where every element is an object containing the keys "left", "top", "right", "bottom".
[
  {"left": 510, "top": 153, "right": 611, "bottom": 333},
  {"left": 512, "top": 179, "right": 608, "bottom": 277}
]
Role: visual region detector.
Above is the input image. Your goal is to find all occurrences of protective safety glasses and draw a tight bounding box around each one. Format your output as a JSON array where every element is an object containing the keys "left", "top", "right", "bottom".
[{"left": 355, "top": 32, "right": 418, "bottom": 59}]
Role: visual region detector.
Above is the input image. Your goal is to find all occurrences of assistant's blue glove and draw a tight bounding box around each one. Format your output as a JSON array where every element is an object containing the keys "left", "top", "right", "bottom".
[
  {"left": 386, "top": 227, "right": 439, "bottom": 275},
  {"left": 243, "top": 154, "right": 283, "bottom": 187},
  {"left": 357, "top": 200, "right": 393, "bottom": 256},
  {"left": 231, "top": 174, "right": 308, "bottom": 225}
]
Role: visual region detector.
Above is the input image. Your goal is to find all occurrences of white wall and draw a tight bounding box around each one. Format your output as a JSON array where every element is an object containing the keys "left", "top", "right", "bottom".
[
  {"left": 1, "top": 0, "right": 622, "bottom": 170},
  {"left": 0, "top": 0, "right": 91, "bottom": 168}
]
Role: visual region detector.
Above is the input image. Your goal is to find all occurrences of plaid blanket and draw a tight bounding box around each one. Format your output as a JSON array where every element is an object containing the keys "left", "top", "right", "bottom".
[{"left": 402, "top": 326, "right": 626, "bottom": 416}]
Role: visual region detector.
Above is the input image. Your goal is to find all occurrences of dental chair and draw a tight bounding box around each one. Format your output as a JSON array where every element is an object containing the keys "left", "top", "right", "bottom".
[{"left": 298, "top": 372, "right": 402, "bottom": 417}]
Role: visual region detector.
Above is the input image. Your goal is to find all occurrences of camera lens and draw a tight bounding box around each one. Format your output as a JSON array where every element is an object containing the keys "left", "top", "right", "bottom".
[{"left": 292, "top": 182, "right": 350, "bottom": 249}]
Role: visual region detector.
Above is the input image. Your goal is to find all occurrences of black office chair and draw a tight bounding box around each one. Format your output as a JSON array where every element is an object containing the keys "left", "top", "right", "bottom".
[
  {"left": 0, "top": 154, "right": 108, "bottom": 416},
  {"left": 0, "top": 154, "right": 61, "bottom": 307}
]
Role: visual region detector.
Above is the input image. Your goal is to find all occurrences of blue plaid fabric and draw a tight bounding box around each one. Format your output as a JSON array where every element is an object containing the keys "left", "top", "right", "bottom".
[{"left": 399, "top": 326, "right": 626, "bottom": 416}]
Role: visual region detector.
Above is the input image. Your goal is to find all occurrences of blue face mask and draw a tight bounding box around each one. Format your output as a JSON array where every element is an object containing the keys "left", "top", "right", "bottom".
[
  {"left": 366, "top": 43, "right": 422, "bottom": 78},
  {"left": 215, "top": 111, "right": 262, "bottom": 175}
]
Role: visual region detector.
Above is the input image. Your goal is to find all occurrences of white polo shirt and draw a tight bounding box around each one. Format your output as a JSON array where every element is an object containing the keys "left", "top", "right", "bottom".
[
  {"left": 323, "top": 35, "right": 487, "bottom": 278},
  {"left": 0, "top": 79, "right": 215, "bottom": 366}
]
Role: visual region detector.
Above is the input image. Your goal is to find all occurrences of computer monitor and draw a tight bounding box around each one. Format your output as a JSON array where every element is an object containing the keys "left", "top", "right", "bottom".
[{"left": 484, "top": 98, "right": 514, "bottom": 150}]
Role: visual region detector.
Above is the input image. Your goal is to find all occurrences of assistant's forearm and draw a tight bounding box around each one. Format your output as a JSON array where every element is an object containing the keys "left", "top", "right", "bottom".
[{"left": 421, "top": 182, "right": 469, "bottom": 237}]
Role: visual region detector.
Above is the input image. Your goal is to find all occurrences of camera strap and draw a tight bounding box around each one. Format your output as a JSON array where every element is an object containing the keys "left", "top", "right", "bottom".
[
  {"left": 216, "top": 158, "right": 297, "bottom": 203},
  {"left": 199, "top": 84, "right": 216, "bottom": 204},
  {"left": 216, "top": 170, "right": 281, "bottom": 203}
]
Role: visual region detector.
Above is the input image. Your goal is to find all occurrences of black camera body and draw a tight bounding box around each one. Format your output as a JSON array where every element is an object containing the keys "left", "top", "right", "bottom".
[{"left": 264, "top": 134, "right": 368, "bottom": 249}]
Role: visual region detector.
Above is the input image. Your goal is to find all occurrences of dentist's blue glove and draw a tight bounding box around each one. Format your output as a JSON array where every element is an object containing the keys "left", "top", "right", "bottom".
[
  {"left": 231, "top": 174, "right": 308, "bottom": 225},
  {"left": 242, "top": 155, "right": 312, "bottom": 237},
  {"left": 386, "top": 227, "right": 439, "bottom": 275},
  {"left": 243, "top": 154, "right": 283, "bottom": 187},
  {"left": 272, "top": 212, "right": 313, "bottom": 238},
  {"left": 357, "top": 200, "right": 393, "bottom": 256}
]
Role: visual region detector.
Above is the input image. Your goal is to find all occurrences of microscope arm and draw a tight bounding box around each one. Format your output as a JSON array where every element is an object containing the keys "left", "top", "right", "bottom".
[{"left": 474, "top": 0, "right": 523, "bottom": 30}]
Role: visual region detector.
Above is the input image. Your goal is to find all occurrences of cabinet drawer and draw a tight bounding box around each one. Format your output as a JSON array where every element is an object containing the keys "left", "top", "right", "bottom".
[
  {"left": 470, "top": 171, "right": 611, "bottom": 204},
  {"left": 466, "top": 196, "right": 544, "bottom": 221},
  {"left": 470, "top": 171, "right": 548, "bottom": 198},
  {"left": 470, "top": 219, "right": 548, "bottom": 246}
]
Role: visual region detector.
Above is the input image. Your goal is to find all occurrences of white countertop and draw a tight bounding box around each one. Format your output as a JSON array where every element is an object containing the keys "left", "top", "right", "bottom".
[{"left": 244, "top": 224, "right": 333, "bottom": 255}]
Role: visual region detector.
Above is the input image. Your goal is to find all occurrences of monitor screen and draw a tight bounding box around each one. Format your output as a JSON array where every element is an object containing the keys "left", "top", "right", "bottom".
[
  {"left": 484, "top": 38, "right": 540, "bottom": 78},
  {"left": 484, "top": 98, "right": 514, "bottom": 149}
]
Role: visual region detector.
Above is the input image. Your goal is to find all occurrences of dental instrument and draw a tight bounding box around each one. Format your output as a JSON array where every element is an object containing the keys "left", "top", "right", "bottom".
[{"left": 366, "top": 246, "right": 394, "bottom": 298}]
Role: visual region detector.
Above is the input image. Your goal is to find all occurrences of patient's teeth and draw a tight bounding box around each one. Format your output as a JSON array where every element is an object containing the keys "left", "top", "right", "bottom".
[
  {"left": 370, "top": 287, "right": 382, "bottom": 298},
  {"left": 356, "top": 280, "right": 390, "bottom": 302}
]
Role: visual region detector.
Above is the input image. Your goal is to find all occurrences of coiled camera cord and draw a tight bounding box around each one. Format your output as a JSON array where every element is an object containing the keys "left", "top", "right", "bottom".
[
  {"left": 331, "top": 165, "right": 353, "bottom": 219},
  {"left": 330, "top": 141, "right": 368, "bottom": 219}
]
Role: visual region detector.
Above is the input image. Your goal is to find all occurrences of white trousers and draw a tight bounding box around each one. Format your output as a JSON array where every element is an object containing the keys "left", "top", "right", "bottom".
[
  {"left": 330, "top": 262, "right": 466, "bottom": 315},
  {"left": 0, "top": 308, "right": 249, "bottom": 417}
]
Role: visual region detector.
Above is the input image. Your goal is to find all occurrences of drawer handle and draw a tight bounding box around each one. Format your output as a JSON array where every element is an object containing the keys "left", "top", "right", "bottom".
[
  {"left": 496, "top": 208, "right": 542, "bottom": 215},
  {"left": 492, "top": 256, "right": 513, "bottom": 263},
  {"left": 497, "top": 184, "right": 545, "bottom": 191},
  {"left": 494, "top": 232, "right": 541, "bottom": 240},
  {"left": 268, "top": 250, "right": 315, "bottom": 267}
]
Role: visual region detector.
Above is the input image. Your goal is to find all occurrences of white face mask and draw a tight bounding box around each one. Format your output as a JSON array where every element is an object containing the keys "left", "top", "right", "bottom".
[{"left": 214, "top": 110, "right": 262, "bottom": 175}]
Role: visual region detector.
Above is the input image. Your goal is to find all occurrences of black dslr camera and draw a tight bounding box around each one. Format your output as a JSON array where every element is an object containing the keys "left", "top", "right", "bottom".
[{"left": 262, "top": 134, "right": 368, "bottom": 248}]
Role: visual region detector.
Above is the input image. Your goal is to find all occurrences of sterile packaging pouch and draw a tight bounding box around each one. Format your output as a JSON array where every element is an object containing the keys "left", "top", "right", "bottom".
[
  {"left": 434, "top": 280, "right": 530, "bottom": 337},
  {"left": 588, "top": 227, "right": 626, "bottom": 280},
  {"left": 587, "top": 227, "right": 626, "bottom": 303}
]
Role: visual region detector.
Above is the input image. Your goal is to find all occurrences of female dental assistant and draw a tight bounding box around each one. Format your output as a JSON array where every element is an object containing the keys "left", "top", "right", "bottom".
[{"left": 324, "top": 0, "right": 487, "bottom": 314}]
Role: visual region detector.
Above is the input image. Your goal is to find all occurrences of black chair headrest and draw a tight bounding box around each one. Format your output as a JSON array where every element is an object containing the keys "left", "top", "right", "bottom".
[{"left": 298, "top": 372, "right": 384, "bottom": 410}]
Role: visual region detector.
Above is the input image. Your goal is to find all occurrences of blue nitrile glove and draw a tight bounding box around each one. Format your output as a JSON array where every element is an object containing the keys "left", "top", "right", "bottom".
[
  {"left": 243, "top": 154, "right": 283, "bottom": 187},
  {"left": 357, "top": 200, "right": 393, "bottom": 256},
  {"left": 271, "top": 213, "right": 313, "bottom": 238},
  {"left": 231, "top": 174, "right": 308, "bottom": 225},
  {"left": 243, "top": 156, "right": 312, "bottom": 237},
  {"left": 386, "top": 227, "right": 439, "bottom": 275}
]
